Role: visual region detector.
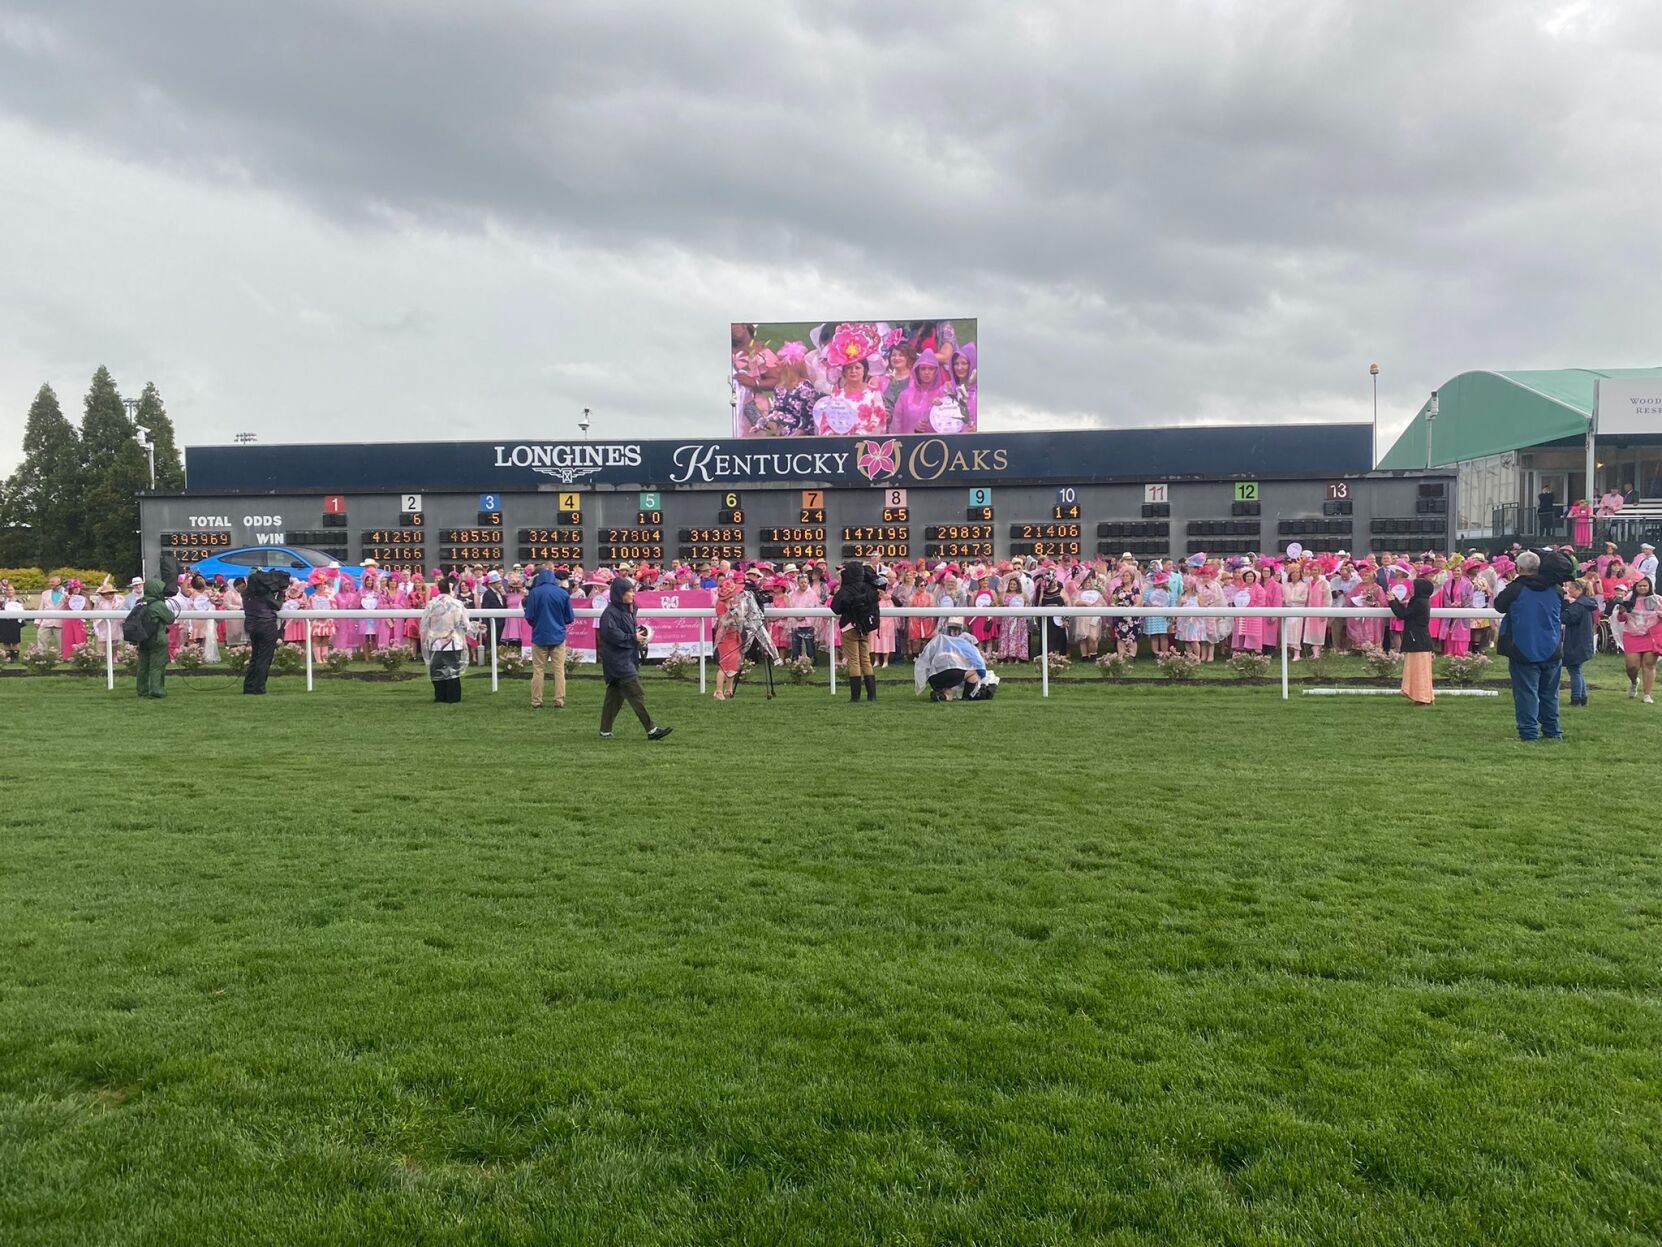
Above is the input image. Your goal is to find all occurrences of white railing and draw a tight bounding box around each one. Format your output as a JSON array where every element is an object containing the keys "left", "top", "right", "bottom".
[{"left": 15, "top": 605, "right": 1502, "bottom": 699}]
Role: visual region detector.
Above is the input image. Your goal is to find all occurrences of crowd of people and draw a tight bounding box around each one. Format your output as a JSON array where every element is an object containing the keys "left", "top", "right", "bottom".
[
  {"left": 732, "top": 320, "right": 977, "bottom": 438},
  {"left": 5, "top": 536, "right": 1659, "bottom": 721},
  {"left": 5, "top": 537, "right": 1659, "bottom": 672}
]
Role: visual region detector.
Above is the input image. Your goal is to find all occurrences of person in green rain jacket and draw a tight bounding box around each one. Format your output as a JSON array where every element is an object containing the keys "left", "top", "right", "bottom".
[{"left": 135, "top": 577, "right": 177, "bottom": 699}]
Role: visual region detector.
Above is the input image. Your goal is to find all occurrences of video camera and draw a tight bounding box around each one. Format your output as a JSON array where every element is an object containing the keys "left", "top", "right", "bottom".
[{"left": 246, "top": 568, "right": 293, "bottom": 601}]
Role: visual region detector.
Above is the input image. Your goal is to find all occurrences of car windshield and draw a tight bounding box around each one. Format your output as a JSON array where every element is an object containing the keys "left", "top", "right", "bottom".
[{"left": 288, "top": 548, "right": 342, "bottom": 567}]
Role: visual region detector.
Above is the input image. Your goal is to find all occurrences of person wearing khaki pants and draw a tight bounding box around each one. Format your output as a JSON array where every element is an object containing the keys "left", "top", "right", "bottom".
[
  {"left": 830, "top": 559, "right": 881, "bottom": 702},
  {"left": 531, "top": 641, "right": 566, "bottom": 708},
  {"left": 521, "top": 568, "right": 575, "bottom": 709}
]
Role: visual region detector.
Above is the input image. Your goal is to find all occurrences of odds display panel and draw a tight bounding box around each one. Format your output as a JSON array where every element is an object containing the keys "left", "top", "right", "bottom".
[{"left": 140, "top": 474, "right": 1455, "bottom": 575}]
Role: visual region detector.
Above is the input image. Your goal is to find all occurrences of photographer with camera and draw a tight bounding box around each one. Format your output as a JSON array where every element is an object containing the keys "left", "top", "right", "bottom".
[{"left": 241, "top": 568, "right": 292, "bottom": 695}]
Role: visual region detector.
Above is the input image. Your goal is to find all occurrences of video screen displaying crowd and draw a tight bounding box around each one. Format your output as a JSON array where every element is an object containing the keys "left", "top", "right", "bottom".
[
  {"left": 7, "top": 539, "right": 1656, "bottom": 682},
  {"left": 732, "top": 320, "right": 977, "bottom": 438}
]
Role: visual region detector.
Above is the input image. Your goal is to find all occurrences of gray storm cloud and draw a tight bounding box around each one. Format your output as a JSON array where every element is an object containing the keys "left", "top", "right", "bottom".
[{"left": 0, "top": 0, "right": 1658, "bottom": 467}]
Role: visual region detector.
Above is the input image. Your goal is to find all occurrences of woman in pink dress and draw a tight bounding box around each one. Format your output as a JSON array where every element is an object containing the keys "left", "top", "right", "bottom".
[
  {"left": 1231, "top": 569, "right": 1267, "bottom": 654},
  {"left": 871, "top": 584, "right": 897, "bottom": 667},
  {"left": 812, "top": 357, "right": 888, "bottom": 437},
  {"left": 1304, "top": 566, "right": 1330, "bottom": 659},
  {"left": 333, "top": 577, "right": 361, "bottom": 654},
  {"left": 309, "top": 582, "right": 336, "bottom": 662},
  {"left": 1616, "top": 576, "right": 1662, "bottom": 702},
  {"left": 281, "top": 582, "right": 308, "bottom": 644},
  {"left": 1568, "top": 499, "right": 1593, "bottom": 548},
  {"left": 1260, "top": 567, "right": 1283, "bottom": 649},
  {"left": 502, "top": 573, "right": 528, "bottom": 651},
  {"left": 907, "top": 575, "right": 935, "bottom": 658},
  {"left": 59, "top": 581, "right": 89, "bottom": 659},
  {"left": 1432, "top": 568, "right": 1473, "bottom": 656},
  {"left": 374, "top": 577, "right": 404, "bottom": 653},
  {"left": 404, "top": 582, "right": 428, "bottom": 644}
]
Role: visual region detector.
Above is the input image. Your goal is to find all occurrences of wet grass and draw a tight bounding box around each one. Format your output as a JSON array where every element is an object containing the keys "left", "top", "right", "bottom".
[{"left": 1, "top": 676, "right": 1659, "bottom": 1245}]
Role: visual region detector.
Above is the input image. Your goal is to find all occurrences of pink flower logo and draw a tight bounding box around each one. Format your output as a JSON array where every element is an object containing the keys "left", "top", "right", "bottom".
[{"left": 856, "top": 439, "right": 899, "bottom": 480}]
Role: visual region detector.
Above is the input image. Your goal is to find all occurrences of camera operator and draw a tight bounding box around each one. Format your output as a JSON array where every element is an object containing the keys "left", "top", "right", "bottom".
[{"left": 242, "top": 568, "right": 291, "bottom": 694}]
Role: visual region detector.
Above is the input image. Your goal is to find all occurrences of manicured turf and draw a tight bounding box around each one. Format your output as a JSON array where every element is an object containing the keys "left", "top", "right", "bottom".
[{"left": 2, "top": 673, "right": 1659, "bottom": 1245}]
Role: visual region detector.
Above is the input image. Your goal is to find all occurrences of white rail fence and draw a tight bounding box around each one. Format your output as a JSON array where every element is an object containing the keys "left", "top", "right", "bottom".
[{"left": 15, "top": 606, "right": 1503, "bottom": 700}]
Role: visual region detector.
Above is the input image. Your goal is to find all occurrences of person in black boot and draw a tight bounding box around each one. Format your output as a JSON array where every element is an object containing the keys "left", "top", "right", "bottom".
[
  {"left": 831, "top": 559, "right": 880, "bottom": 702},
  {"left": 241, "top": 569, "right": 290, "bottom": 694}
]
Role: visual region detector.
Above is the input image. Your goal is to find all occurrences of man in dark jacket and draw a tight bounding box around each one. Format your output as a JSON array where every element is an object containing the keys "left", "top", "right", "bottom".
[
  {"left": 135, "top": 577, "right": 178, "bottom": 699},
  {"left": 522, "top": 569, "right": 576, "bottom": 709},
  {"left": 830, "top": 560, "right": 880, "bottom": 703},
  {"left": 241, "top": 569, "right": 289, "bottom": 694},
  {"left": 597, "top": 577, "right": 671, "bottom": 740},
  {"left": 1495, "top": 550, "right": 1565, "bottom": 740}
]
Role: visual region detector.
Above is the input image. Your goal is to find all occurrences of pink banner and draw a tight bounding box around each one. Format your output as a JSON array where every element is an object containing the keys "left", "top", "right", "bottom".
[{"left": 567, "top": 590, "right": 714, "bottom": 660}]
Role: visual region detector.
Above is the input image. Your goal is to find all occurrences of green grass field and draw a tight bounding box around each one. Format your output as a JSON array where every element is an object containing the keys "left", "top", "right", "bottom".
[{"left": 3, "top": 673, "right": 1660, "bottom": 1245}]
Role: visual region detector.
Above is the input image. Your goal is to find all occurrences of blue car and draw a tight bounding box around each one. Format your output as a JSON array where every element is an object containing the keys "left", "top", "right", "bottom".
[{"left": 185, "top": 545, "right": 368, "bottom": 586}]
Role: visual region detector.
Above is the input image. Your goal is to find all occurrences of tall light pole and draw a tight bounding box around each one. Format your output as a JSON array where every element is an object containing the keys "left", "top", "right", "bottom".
[
  {"left": 1425, "top": 390, "right": 1439, "bottom": 472},
  {"left": 1369, "top": 363, "right": 1379, "bottom": 466},
  {"left": 125, "top": 395, "right": 156, "bottom": 490},
  {"left": 579, "top": 407, "right": 591, "bottom": 440}
]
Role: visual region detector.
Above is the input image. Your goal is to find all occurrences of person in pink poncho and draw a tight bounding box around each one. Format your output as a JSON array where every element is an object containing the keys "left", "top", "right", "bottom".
[{"left": 888, "top": 349, "right": 953, "bottom": 435}]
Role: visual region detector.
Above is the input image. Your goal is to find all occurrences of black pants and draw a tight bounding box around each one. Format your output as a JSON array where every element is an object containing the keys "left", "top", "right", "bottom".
[
  {"left": 245, "top": 628, "right": 279, "bottom": 693},
  {"left": 601, "top": 676, "right": 652, "bottom": 732},
  {"left": 433, "top": 678, "right": 462, "bottom": 703}
]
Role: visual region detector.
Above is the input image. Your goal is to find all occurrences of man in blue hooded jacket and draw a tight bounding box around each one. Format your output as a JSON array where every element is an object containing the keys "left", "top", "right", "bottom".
[
  {"left": 1495, "top": 549, "right": 1566, "bottom": 741},
  {"left": 523, "top": 569, "right": 575, "bottom": 709}
]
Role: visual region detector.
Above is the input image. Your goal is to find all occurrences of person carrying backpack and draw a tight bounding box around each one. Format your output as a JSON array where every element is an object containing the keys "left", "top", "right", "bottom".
[
  {"left": 129, "top": 578, "right": 178, "bottom": 699},
  {"left": 831, "top": 559, "right": 881, "bottom": 703}
]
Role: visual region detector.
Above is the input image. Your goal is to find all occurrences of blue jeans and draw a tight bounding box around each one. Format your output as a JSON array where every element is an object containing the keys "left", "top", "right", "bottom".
[
  {"left": 1567, "top": 663, "right": 1587, "bottom": 704},
  {"left": 1509, "top": 658, "right": 1563, "bottom": 739}
]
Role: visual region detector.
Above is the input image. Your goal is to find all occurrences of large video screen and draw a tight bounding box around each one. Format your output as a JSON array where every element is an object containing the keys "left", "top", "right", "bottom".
[{"left": 731, "top": 319, "right": 977, "bottom": 439}]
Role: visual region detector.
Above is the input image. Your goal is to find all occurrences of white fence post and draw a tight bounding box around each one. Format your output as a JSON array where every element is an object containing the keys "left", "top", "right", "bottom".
[
  {"left": 305, "top": 620, "right": 313, "bottom": 692},
  {"left": 104, "top": 624, "right": 114, "bottom": 691},
  {"left": 1281, "top": 616, "right": 1289, "bottom": 700},
  {"left": 1041, "top": 613, "right": 1050, "bottom": 698},
  {"left": 699, "top": 618, "right": 707, "bottom": 694},
  {"left": 829, "top": 622, "right": 837, "bottom": 695},
  {"left": 490, "top": 622, "right": 498, "bottom": 693}
]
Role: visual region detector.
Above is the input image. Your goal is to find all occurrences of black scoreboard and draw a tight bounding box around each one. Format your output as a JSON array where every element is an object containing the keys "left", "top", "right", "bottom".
[{"left": 143, "top": 466, "right": 1452, "bottom": 577}]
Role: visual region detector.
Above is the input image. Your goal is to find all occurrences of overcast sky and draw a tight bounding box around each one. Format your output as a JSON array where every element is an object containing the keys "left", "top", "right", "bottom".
[{"left": 1, "top": 0, "right": 1658, "bottom": 474}]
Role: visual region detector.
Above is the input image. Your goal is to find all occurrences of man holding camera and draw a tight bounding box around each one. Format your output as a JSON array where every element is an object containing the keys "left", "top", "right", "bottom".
[{"left": 242, "top": 568, "right": 291, "bottom": 694}]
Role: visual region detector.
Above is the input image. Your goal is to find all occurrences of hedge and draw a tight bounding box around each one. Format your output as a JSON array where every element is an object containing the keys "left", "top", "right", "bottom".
[{"left": 0, "top": 567, "right": 118, "bottom": 596}]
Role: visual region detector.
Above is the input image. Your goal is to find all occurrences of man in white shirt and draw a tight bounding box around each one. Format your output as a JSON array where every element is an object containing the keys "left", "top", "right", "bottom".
[{"left": 1637, "top": 543, "right": 1659, "bottom": 587}]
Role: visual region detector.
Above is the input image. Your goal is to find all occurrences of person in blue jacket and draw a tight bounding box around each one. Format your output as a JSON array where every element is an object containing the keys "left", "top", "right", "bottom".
[
  {"left": 1495, "top": 549, "right": 1567, "bottom": 740},
  {"left": 597, "top": 577, "right": 672, "bottom": 740},
  {"left": 522, "top": 569, "right": 576, "bottom": 709}
]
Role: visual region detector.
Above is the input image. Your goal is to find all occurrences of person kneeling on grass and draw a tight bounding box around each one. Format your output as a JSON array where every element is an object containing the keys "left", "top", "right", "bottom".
[
  {"left": 915, "top": 617, "right": 1000, "bottom": 702},
  {"left": 597, "top": 577, "right": 672, "bottom": 741}
]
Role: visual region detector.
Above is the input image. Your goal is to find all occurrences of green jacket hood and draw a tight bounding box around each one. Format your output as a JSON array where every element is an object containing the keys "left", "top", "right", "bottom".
[{"left": 143, "top": 578, "right": 166, "bottom": 601}]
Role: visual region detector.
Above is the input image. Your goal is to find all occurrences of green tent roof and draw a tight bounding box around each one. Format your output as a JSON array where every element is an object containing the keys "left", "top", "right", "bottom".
[{"left": 1378, "top": 367, "right": 1662, "bottom": 469}]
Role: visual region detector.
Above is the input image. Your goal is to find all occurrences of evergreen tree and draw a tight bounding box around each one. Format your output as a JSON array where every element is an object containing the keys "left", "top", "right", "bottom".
[
  {"left": 134, "top": 381, "right": 184, "bottom": 490},
  {"left": 79, "top": 367, "right": 150, "bottom": 578},
  {"left": 1, "top": 383, "right": 83, "bottom": 567}
]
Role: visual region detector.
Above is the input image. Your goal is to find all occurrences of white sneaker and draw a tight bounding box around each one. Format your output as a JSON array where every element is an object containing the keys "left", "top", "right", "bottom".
[
  {"left": 1630, "top": 683, "right": 1640, "bottom": 699},
  {"left": 1646, "top": 695, "right": 1655, "bottom": 704}
]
